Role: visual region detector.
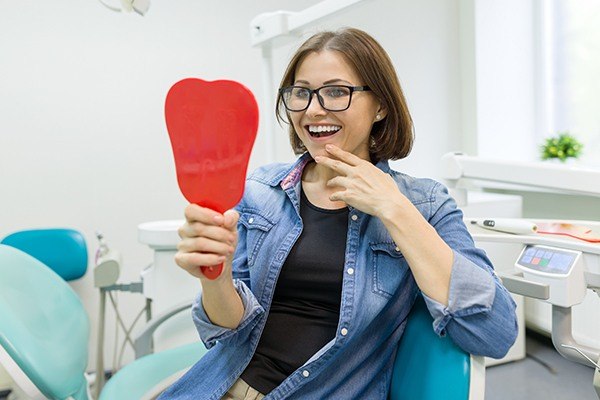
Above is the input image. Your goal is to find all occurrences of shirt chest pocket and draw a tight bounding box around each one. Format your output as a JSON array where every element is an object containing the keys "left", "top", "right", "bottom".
[
  {"left": 239, "top": 211, "right": 275, "bottom": 267},
  {"left": 370, "top": 242, "right": 410, "bottom": 298}
]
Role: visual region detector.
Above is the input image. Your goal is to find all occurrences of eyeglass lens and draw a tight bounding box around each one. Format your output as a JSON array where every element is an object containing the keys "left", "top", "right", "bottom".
[{"left": 283, "top": 86, "right": 352, "bottom": 111}]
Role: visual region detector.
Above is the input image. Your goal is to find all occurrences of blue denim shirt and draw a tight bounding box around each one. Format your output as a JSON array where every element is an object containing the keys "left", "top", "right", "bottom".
[{"left": 159, "top": 153, "right": 518, "bottom": 400}]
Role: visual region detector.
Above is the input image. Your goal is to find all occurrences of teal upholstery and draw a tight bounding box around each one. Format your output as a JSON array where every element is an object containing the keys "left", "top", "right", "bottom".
[
  {"left": 0, "top": 244, "right": 208, "bottom": 400},
  {"left": 99, "top": 342, "right": 207, "bottom": 400},
  {"left": 0, "top": 244, "right": 90, "bottom": 400},
  {"left": 389, "top": 295, "right": 471, "bottom": 400},
  {"left": 1, "top": 228, "right": 88, "bottom": 281}
]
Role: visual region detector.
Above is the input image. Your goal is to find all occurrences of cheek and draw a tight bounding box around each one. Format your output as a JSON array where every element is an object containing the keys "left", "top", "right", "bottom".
[
  {"left": 290, "top": 118, "right": 305, "bottom": 135},
  {"left": 350, "top": 120, "right": 375, "bottom": 140}
]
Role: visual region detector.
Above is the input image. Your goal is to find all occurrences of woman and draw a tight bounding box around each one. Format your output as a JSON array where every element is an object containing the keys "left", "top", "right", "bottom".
[{"left": 159, "top": 28, "right": 518, "bottom": 400}]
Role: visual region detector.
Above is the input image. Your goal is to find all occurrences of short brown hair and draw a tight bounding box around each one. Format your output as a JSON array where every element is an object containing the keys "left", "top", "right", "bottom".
[{"left": 276, "top": 28, "right": 414, "bottom": 161}]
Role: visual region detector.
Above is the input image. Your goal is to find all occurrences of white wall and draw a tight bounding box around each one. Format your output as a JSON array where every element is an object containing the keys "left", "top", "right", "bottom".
[
  {"left": 0, "top": 0, "right": 465, "bottom": 374},
  {"left": 459, "top": 0, "right": 538, "bottom": 161}
]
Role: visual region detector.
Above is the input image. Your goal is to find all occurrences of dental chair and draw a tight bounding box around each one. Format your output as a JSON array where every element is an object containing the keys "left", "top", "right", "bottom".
[
  {"left": 0, "top": 243, "right": 208, "bottom": 400},
  {"left": 131, "top": 293, "right": 485, "bottom": 400},
  {"left": 389, "top": 295, "right": 485, "bottom": 400},
  {"left": 112, "top": 294, "right": 485, "bottom": 400},
  {"left": 1, "top": 228, "right": 87, "bottom": 281},
  {"left": 0, "top": 238, "right": 483, "bottom": 399}
]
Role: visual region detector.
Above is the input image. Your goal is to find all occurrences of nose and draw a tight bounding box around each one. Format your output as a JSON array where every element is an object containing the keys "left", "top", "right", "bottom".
[{"left": 305, "top": 92, "right": 327, "bottom": 117}]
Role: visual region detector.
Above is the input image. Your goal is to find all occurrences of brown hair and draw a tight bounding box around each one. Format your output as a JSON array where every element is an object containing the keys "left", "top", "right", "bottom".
[{"left": 275, "top": 27, "right": 414, "bottom": 161}]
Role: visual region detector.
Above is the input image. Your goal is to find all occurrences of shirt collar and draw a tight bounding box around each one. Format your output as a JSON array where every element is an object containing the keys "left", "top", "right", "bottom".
[{"left": 267, "top": 152, "right": 392, "bottom": 190}]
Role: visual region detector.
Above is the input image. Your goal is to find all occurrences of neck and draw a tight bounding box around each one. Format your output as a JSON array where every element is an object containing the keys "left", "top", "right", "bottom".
[
  {"left": 302, "top": 160, "right": 339, "bottom": 185},
  {"left": 301, "top": 161, "right": 347, "bottom": 209}
]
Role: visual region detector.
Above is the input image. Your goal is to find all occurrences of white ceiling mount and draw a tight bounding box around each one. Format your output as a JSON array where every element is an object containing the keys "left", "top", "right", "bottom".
[
  {"left": 250, "top": 0, "right": 369, "bottom": 47},
  {"left": 98, "top": 0, "right": 150, "bottom": 16}
]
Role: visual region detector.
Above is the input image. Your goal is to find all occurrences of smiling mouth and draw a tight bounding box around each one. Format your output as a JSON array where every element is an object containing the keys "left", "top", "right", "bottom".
[{"left": 306, "top": 125, "right": 341, "bottom": 138}]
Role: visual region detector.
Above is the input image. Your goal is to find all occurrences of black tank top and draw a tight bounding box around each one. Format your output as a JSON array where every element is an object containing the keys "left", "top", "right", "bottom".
[{"left": 241, "top": 188, "right": 348, "bottom": 394}]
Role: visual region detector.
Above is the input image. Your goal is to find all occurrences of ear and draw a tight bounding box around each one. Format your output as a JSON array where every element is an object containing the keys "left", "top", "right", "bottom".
[{"left": 374, "top": 105, "right": 388, "bottom": 122}]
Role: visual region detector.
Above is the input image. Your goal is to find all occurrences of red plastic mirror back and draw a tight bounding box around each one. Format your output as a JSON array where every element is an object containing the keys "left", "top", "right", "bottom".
[
  {"left": 165, "top": 78, "right": 259, "bottom": 279},
  {"left": 165, "top": 78, "right": 259, "bottom": 213}
]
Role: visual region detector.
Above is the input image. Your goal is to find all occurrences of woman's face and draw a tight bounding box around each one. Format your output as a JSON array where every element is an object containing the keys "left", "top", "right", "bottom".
[{"left": 288, "top": 50, "right": 385, "bottom": 161}]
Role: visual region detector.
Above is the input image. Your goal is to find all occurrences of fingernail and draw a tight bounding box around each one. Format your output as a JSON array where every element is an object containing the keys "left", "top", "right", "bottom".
[
  {"left": 314, "top": 156, "right": 322, "bottom": 162},
  {"left": 325, "top": 144, "right": 333, "bottom": 151}
]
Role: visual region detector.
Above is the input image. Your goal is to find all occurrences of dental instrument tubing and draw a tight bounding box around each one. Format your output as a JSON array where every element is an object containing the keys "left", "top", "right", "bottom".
[{"left": 472, "top": 219, "right": 538, "bottom": 235}]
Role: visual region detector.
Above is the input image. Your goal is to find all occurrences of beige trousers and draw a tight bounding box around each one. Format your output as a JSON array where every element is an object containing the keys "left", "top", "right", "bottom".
[{"left": 221, "top": 378, "right": 266, "bottom": 400}]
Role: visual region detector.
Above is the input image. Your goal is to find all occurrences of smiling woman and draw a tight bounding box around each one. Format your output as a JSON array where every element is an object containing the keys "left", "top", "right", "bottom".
[
  {"left": 276, "top": 28, "right": 414, "bottom": 162},
  {"left": 284, "top": 50, "right": 383, "bottom": 163},
  {"left": 158, "top": 27, "right": 518, "bottom": 400}
]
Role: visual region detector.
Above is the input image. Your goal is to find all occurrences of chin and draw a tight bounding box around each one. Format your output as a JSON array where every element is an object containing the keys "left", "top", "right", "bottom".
[{"left": 303, "top": 144, "right": 330, "bottom": 159}]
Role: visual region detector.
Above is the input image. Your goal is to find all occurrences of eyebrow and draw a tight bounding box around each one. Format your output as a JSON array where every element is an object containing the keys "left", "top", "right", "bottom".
[{"left": 293, "top": 78, "right": 353, "bottom": 86}]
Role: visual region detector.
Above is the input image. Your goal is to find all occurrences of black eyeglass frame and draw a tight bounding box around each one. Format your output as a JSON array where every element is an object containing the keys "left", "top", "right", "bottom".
[{"left": 279, "top": 85, "right": 372, "bottom": 112}]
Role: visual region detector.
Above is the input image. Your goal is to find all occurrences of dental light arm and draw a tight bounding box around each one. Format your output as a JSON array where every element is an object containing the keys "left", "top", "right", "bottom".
[
  {"left": 441, "top": 152, "right": 600, "bottom": 205},
  {"left": 249, "top": 0, "right": 371, "bottom": 47},
  {"left": 97, "top": 0, "right": 150, "bottom": 15}
]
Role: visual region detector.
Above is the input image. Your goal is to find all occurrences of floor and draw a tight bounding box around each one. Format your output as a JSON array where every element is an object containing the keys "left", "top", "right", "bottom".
[
  {"left": 1, "top": 330, "right": 598, "bottom": 399},
  {"left": 486, "top": 330, "right": 598, "bottom": 399}
]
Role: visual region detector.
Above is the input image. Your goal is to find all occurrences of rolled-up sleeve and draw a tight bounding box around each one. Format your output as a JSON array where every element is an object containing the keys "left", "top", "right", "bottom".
[
  {"left": 422, "top": 181, "right": 518, "bottom": 359},
  {"left": 423, "top": 250, "right": 495, "bottom": 336},
  {"left": 192, "top": 279, "right": 264, "bottom": 349}
]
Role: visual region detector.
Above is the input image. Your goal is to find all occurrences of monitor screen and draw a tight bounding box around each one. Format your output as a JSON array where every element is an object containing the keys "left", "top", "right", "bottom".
[{"left": 517, "top": 245, "right": 577, "bottom": 275}]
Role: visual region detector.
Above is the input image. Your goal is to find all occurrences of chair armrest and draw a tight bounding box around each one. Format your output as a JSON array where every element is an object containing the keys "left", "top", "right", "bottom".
[
  {"left": 469, "top": 355, "right": 486, "bottom": 400},
  {"left": 133, "top": 300, "right": 194, "bottom": 359}
]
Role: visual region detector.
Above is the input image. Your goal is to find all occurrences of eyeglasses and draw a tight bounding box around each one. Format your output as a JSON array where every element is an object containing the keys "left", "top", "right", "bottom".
[{"left": 279, "top": 85, "right": 371, "bottom": 112}]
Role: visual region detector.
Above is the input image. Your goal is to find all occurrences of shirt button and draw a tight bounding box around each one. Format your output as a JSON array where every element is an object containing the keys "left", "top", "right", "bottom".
[
  {"left": 302, "top": 370, "right": 310, "bottom": 377},
  {"left": 347, "top": 268, "right": 354, "bottom": 275},
  {"left": 395, "top": 246, "right": 400, "bottom": 252},
  {"left": 248, "top": 217, "right": 254, "bottom": 224},
  {"left": 351, "top": 215, "right": 358, "bottom": 221},
  {"left": 340, "top": 328, "right": 348, "bottom": 336}
]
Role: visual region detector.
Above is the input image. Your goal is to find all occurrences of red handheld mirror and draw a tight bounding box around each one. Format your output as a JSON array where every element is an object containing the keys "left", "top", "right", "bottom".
[{"left": 165, "top": 78, "right": 259, "bottom": 279}]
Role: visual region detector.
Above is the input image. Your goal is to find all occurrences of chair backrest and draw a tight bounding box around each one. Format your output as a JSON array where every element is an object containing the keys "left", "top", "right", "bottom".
[
  {"left": 0, "top": 244, "right": 90, "bottom": 400},
  {"left": 1, "top": 228, "right": 88, "bottom": 281},
  {"left": 389, "top": 295, "right": 485, "bottom": 400}
]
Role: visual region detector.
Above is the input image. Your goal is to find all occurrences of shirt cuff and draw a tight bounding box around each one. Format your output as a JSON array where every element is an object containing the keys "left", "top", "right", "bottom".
[
  {"left": 192, "top": 279, "right": 264, "bottom": 348},
  {"left": 423, "top": 250, "right": 496, "bottom": 336}
]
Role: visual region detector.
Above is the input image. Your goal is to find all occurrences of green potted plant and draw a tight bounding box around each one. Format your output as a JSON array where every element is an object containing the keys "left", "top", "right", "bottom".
[{"left": 540, "top": 131, "right": 583, "bottom": 162}]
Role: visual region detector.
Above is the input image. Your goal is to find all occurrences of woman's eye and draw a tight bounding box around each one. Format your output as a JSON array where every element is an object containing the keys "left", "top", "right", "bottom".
[
  {"left": 324, "top": 87, "right": 349, "bottom": 98},
  {"left": 293, "top": 89, "right": 310, "bottom": 98}
]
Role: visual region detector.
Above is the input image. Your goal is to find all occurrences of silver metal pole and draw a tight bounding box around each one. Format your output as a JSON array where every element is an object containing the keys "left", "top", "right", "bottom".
[{"left": 94, "top": 289, "right": 106, "bottom": 398}]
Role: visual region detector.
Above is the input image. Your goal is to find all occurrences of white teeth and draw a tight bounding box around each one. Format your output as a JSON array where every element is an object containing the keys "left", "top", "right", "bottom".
[{"left": 308, "top": 125, "right": 341, "bottom": 133}]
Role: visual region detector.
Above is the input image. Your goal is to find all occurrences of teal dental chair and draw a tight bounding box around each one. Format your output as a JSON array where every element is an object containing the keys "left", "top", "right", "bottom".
[
  {"left": 389, "top": 295, "right": 485, "bottom": 400},
  {"left": 0, "top": 242, "right": 208, "bottom": 400},
  {"left": 0, "top": 235, "right": 483, "bottom": 399},
  {"left": 1, "top": 228, "right": 88, "bottom": 281}
]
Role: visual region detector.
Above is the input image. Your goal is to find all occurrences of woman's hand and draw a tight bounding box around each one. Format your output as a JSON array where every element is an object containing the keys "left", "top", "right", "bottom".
[
  {"left": 175, "top": 204, "right": 239, "bottom": 281},
  {"left": 314, "top": 144, "right": 406, "bottom": 219}
]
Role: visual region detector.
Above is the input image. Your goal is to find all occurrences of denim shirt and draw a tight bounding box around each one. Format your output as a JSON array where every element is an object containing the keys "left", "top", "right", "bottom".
[{"left": 159, "top": 153, "right": 518, "bottom": 400}]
